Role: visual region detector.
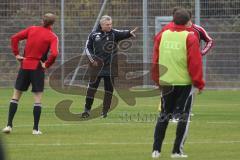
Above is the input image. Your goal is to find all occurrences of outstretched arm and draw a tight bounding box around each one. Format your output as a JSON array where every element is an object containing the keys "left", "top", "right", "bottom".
[{"left": 113, "top": 27, "right": 138, "bottom": 41}]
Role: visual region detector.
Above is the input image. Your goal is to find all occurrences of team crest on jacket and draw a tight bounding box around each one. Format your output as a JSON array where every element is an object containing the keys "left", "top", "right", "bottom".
[{"left": 95, "top": 35, "right": 101, "bottom": 41}]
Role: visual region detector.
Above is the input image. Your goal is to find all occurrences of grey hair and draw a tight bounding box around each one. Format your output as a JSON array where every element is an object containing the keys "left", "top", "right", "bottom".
[{"left": 100, "top": 15, "right": 112, "bottom": 24}]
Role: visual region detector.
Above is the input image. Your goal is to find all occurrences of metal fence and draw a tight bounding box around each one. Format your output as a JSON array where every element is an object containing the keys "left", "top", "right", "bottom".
[{"left": 0, "top": 0, "right": 239, "bottom": 89}]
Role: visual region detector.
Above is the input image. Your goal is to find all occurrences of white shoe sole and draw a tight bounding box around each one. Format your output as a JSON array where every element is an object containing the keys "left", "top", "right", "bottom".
[
  {"left": 171, "top": 154, "right": 188, "bottom": 158},
  {"left": 2, "top": 126, "right": 12, "bottom": 134}
]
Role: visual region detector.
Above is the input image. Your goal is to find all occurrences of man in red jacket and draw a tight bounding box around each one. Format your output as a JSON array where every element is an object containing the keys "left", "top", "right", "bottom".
[
  {"left": 155, "top": 8, "right": 213, "bottom": 56},
  {"left": 155, "top": 8, "right": 213, "bottom": 123},
  {"left": 151, "top": 9, "right": 205, "bottom": 158},
  {"left": 2, "top": 13, "right": 59, "bottom": 135}
]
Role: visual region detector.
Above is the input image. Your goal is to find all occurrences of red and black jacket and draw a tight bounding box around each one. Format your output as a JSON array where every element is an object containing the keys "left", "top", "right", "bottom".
[{"left": 155, "top": 21, "right": 213, "bottom": 55}]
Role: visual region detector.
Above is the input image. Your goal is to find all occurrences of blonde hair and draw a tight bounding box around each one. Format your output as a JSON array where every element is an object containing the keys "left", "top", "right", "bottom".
[{"left": 43, "top": 13, "right": 56, "bottom": 27}]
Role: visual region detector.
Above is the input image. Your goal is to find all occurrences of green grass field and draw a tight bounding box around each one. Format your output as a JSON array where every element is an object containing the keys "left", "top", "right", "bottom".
[{"left": 0, "top": 88, "right": 240, "bottom": 160}]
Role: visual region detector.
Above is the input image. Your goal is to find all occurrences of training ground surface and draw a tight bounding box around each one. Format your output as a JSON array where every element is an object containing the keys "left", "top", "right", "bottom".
[{"left": 0, "top": 88, "right": 240, "bottom": 160}]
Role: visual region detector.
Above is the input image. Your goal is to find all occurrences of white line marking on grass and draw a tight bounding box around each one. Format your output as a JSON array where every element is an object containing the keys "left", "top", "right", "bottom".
[
  {"left": 187, "top": 140, "right": 240, "bottom": 144},
  {"left": 207, "top": 121, "right": 240, "bottom": 124},
  {"left": 14, "top": 123, "right": 135, "bottom": 128},
  {"left": 13, "top": 121, "right": 240, "bottom": 128},
  {"left": 1, "top": 103, "right": 239, "bottom": 109},
  {"left": 194, "top": 104, "right": 240, "bottom": 107},
  {"left": 7, "top": 140, "right": 240, "bottom": 146},
  {"left": 141, "top": 104, "right": 240, "bottom": 107}
]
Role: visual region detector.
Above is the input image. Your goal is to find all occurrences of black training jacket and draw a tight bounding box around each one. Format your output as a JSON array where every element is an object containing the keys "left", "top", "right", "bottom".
[{"left": 85, "top": 25, "right": 132, "bottom": 76}]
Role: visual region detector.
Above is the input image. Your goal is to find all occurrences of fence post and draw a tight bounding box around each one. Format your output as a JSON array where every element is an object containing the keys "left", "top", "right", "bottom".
[
  {"left": 195, "top": 0, "right": 206, "bottom": 80},
  {"left": 143, "top": 0, "right": 149, "bottom": 87},
  {"left": 61, "top": 0, "right": 65, "bottom": 88}
]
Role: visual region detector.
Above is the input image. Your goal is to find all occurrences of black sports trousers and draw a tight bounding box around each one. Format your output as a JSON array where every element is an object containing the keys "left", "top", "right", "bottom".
[
  {"left": 84, "top": 76, "right": 114, "bottom": 113},
  {"left": 153, "top": 85, "right": 194, "bottom": 154}
]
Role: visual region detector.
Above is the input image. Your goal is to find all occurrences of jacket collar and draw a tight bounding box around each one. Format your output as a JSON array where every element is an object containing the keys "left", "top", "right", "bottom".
[
  {"left": 172, "top": 24, "right": 187, "bottom": 30},
  {"left": 42, "top": 25, "right": 52, "bottom": 31},
  {"left": 95, "top": 24, "right": 112, "bottom": 34}
]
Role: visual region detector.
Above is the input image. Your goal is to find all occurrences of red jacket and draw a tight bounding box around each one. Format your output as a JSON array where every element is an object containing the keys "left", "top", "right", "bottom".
[
  {"left": 152, "top": 24, "right": 205, "bottom": 90},
  {"left": 155, "top": 22, "right": 213, "bottom": 55},
  {"left": 189, "top": 23, "right": 213, "bottom": 55},
  {"left": 11, "top": 26, "right": 59, "bottom": 70}
]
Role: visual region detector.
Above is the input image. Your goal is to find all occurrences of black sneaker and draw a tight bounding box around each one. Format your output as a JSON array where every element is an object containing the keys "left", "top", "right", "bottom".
[
  {"left": 101, "top": 112, "right": 108, "bottom": 118},
  {"left": 81, "top": 111, "right": 90, "bottom": 118}
]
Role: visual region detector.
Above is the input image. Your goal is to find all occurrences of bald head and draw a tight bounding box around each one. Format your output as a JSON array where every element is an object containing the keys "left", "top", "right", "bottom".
[{"left": 43, "top": 13, "right": 56, "bottom": 27}]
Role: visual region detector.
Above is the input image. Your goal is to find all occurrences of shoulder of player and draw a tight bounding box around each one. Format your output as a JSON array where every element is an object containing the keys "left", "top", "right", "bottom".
[
  {"left": 88, "top": 31, "right": 102, "bottom": 42},
  {"left": 192, "top": 24, "right": 207, "bottom": 33},
  {"left": 192, "top": 24, "right": 212, "bottom": 40},
  {"left": 164, "top": 21, "right": 174, "bottom": 29},
  {"left": 187, "top": 31, "right": 199, "bottom": 42},
  {"left": 26, "top": 26, "right": 47, "bottom": 34},
  {"left": 91, "top": 31, "right": 102, "bottom": 37},
  {"left": 29, "top": 25, "right": 39, "bottom": 28},
  {"left": 43, "top": 28, "right": 58, "bottom": 39},
  {"left": 185, "top": 34, "right": 200, "bottom": 51},
  {"left": 43, "top": 29, "right": 58, "bottom": 41},
  {"left": 25, "top": 25, "right": 39, "bottom": 31},
  {"left": 51, "top": 32, "right": 58, "bottom": 41}
]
